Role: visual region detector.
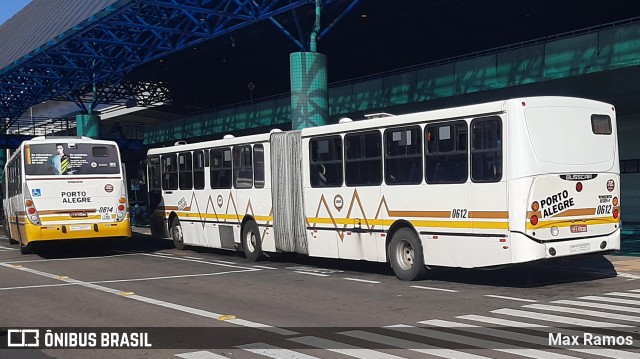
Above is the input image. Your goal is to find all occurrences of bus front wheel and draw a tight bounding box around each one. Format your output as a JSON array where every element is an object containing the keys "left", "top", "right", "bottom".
[
  {"left": 389, "top": 228, "right": 427, "bottom": 281},
  {"left": 242, "top": 220, "right": 262, "bottom": 261},
  {"left": 171, "top": 218, "right": 185, "bottom": 250}
]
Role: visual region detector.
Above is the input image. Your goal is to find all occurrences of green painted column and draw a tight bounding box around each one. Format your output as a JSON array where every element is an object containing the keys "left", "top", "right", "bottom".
[
  {"left": 290, "top": 52, "right": 328, "bottom": 129},
  {"left": 76, "top": 114, "right": 101, "bottom": 138}
]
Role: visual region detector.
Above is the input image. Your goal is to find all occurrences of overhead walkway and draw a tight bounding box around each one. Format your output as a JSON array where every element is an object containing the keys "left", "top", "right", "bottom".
[{"left": 144, "top": 17, "right": 640, "bottom": 144}]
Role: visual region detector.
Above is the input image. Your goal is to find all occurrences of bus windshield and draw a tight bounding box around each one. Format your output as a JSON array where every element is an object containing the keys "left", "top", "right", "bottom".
[{"left": 24, "top": 143, "right": 121, "bottom": 175}]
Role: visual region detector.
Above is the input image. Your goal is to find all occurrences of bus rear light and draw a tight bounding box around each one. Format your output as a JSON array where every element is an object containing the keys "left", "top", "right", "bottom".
[
  {"left": 613, "top": 197, "right": 619, "bottom": 206},
  {"left": 531, "top": 201, "right": 539, "bottom": 212},
  {"left": 119, "top": 197, "right": 126, "bottom": 204},
  {"left": 118, "top": 204, "right": 125, "bottom": 211},
  {"left": 530, "top": 215, "right": 538, "bottom": 226},
  {"left": 613, "top": 209, "right": 619, "bottom": 219},
  {"left": 28, "top": 207, "right": 36, "bottom": 214},
  {"left": 576, "top": 182, "right": 583, "bottom": 192},
  {"left": 25, "top": 200, "right": 33, "bottom": 207}
]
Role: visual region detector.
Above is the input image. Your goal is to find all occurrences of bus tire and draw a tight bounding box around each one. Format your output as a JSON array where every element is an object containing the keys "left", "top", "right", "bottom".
[
  {"left": 19, "top": 237, "right": 31, "bottom": 255},
  {"left": 242, "top": 220, "right": 262, "bottom": 261},
  {"left": 171, "top": 218, "right": 185, "bottom": 250},
  {"left": 389, "top": 228, "right": 426, "bottom": 281}
]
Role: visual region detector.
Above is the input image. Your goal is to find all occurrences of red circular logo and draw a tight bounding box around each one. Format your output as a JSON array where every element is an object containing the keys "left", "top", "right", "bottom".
[
  {"left": 104, "top": 184, "right": 114, "bottom": 193},
  {"left": 607, "top": 179, "right": 615, "bottom": 192}
]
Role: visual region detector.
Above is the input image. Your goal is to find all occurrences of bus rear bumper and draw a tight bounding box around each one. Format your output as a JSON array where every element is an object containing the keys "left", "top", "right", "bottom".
[
  {"left": 511, "top": 229, "right": 620, "bottom": 263},
  {"left": 24, "top": 220, "right": 132, "bottom": 244}
]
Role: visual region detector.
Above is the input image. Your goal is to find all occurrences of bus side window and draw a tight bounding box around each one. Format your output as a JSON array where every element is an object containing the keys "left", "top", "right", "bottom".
[
  {"left": 148, "top": 156, "right": 161, "bottom": 191},
  {"left": 425, "top": 122, "right": 468, "bottom": 184},
  {"left": 345, "top": 131, "right": 382, "bottom": 187},
  {"left": 384, "top": 126, "right": 422, "bottom": 185},
  {"left": 161, "top": 154, "right": 178, "bottom": 190},
  {"left": 193, "top": 150, "right": 205, "bottom": 190},
  {"left": 233, "top": 145, "right": 253, "bottom": 189},
  {"left": 253, "top": 144, "right": 265, "bottom": 189},
  {"left": 471, "top": 116, "right": 502, "bottom": 183},
  {"left": 178, "top": 152, "right": 193, "bottom": 190},
  {"left": 210, "top": 148, "right": 232, "bottom": 189},
  {"left": 309, "top": 136, "right": 343, "bottom": 187}
]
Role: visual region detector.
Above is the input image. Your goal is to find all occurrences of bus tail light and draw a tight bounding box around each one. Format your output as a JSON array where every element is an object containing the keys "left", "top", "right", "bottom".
[
  {"left": 24, "top": 196, "right": 41, "bottom": 225},
  {"left": 576, "top": 182, "right": 583, "bottom": 192},
  {"left": 530, "top": 215, "right": 539, "bottom": 226},
  {"left": 613, "top": 209, "right": 619, "bottom": 219},
  {"left": 613, "top": 197, "right": 619, "bottom": 206},
  {"left": 531, "top": 201, "right": 539, "bottom": 212},
  {"left": 115, "top": 190, "right": 127, "bottom": 222}
]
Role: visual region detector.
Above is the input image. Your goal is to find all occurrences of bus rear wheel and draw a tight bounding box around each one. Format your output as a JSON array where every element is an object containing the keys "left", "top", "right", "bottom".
[
  {"left": 19, "top": 237, "right": 32, "bottom": 255},
  {"left": 242, "top": 220, "right": 262, "bottom": 261},
  {"left": 389, "top": 228, "right": 426, "bottom": 281},
  {"left": 171, "top": 218, "right": 185, "bottom": 250}
]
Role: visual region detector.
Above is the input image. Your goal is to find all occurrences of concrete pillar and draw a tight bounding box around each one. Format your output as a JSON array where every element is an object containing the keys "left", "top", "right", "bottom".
[
  {"left": 290, "top": 52, "right": 328, "bottom": 129},
  {"left": 76, "top": 114, "right": 101, "bottom": 138}
]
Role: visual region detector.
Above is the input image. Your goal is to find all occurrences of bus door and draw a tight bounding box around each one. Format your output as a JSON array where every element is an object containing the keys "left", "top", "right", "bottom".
[{"left": 469, "top": 116, "right": 510, "bottom": 266}]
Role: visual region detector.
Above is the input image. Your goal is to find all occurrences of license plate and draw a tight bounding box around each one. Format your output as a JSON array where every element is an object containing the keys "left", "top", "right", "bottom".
[
  {"left": 569, "top": 243, "right": 591, "bottom": 253},
  {"left": 570, "top": 224, "right": 587, "bottom": 233},
  {"left": 70, "top": 224, "right": 92, "bottom": 231}
]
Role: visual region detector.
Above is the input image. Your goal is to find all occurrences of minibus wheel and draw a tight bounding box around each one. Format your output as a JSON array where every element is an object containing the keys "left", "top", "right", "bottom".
[
  {"left": 242, "top": 220, "right": 262, "bottom": 261},
  {"left": 19, "top": 237, "right": 31, "bottom": 255},
  {"left": 171, "top": 217, "right": 185, "bottom": 250},
  {"left": 389, "top": 228, "right": 426, "bottom": 281}
]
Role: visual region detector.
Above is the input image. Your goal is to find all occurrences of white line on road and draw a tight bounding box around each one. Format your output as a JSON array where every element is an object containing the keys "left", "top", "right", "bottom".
[
  {"left": 289, "top": 336, "right": 407, "bottom": 359},
  {"left": 0, "top": 269, "right": 259, "bottom": 292},
  {"left": 175, "top": 350, "right": 229, "bottom": 358},
  {"left": 343, "top": 278, "right": 381, "bottom": 284},
  {"left": 140, "top": 252, "right": 250, "bottom": 270},
  {"left": 238, "top": 342, "right": 321, "bottom": 359},
  {"left": 491, "top": 308, "right": 632, "bottom": 328},
  {"left": 483, "top": 294, "right": 537, "bottom": 302},
  {"left": 523, "top": 303, "right": 640, "bottom": 323},
  {"left": 340, "top": 330, "right": 492, "bottom": 359},
  {"left": 410, "top": 285, "right": 457, "bottom": 293},
  {"left": 294, "top": 271, "right": 329, "bottom": 277},
  {"left": 252, "top": 265, "right": 278, "bottom": 270},
  {"left": 3, "top": 253, "right": 139, "bottom": 264},
  {"left": 578, "top": 295, "right": 640, "bottom": 306},
  {"left": 0, "top": 262, "right": 299, "bottom": 336}
]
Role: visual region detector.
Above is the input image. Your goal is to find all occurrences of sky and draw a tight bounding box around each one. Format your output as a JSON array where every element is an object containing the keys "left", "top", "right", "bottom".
[{"left": 0, "top": 0, "right": 31, "bottom": 26}]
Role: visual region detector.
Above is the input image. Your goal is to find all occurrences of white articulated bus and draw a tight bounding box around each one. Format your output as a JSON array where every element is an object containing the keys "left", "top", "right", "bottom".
[
  {"left": 2, "top": 136, "right": 131, "bottom": 254},
  {"left": 147, "top": 96, "right": 620, "bottom": 280}
]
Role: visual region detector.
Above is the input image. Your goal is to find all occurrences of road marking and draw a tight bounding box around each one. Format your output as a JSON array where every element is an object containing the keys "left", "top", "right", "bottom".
[
  {"left": 340, "top": 330, "right": 492, "bottom": 359},
  {"left": 552, "top": 299, "right": 640, "bottom": 313},
  {"left": 0, "top": 262, "right": 298, "bottom": 336},
  {"left": 252, "top": 265, "right": 278, "bottom": 270},
  {"left": 410, "top": 285, "right": 457, "bottom": 293},
  {"left": 579, "top": 295, "right": 640, "bottom": 306},
  {"left": 605, "top": 291, "right": 640, "bottom": 299},
  {"left": 289, "top": 336, "right": 406, "bottom": 359},
  {"left": 483, "top": 294, "right": 537, "bottom": 302},
  {"left": 424, "top": 319, "right": 640, "bottom": 359},
  {"left": 491, "top": 308, "right": 632, "bottom": 328},
  {"left": 523, "top": 303, "right": 640, "bottom": 323},
  {"left": 294, "top": 271, "right": 329, "bottom": 277},
  {"left": 140, "top": 252, "right": 251, "bottom": 270},
  {"left": 209, "top": 259, "right": 237, "bottom": 265},
  {"left": 238, "top": 342, "right": 321, "bottom": 359},
  {"left": 617, "top": 273, "right": 640, "bottom": 280},
  {"left": 389, "top": 324, "right": 582, "bottom": 359},
  {"left": 343, "top": 278, "right": 381, "bottom": 284},
  {"left": 175, "top": 351, "right": 229, "bottom": 359},
  {"left": 3, "top": 253, "right": 139, "bottom": 264},
  {"left": 185, "top": 256, "right": 205, "bottom": 260},
  {"left": 459, "top": 314, "right": 640, "bottom": 350},
  {"left": 0, "top": 269, "right": 259, "bottom": 291},
  {"left": 0, "top": 245, "right": 17, "bottom": 250}
]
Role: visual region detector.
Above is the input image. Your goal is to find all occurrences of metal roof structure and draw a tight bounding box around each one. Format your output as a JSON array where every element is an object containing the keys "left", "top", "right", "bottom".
[{"left": 0, "top": 0, "right": 358, "bottom": 134}]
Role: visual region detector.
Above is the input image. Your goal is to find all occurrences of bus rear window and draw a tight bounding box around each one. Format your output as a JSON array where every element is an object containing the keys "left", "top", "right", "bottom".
[
  {"left": 92, "top": 146, "right": 109, "bottom": 157},
  {"left": 24, "top": 143, "right": 120, "bottom": 175},
  {"left": 591, "top": 115, "right": 612, "bottom": 135}
]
